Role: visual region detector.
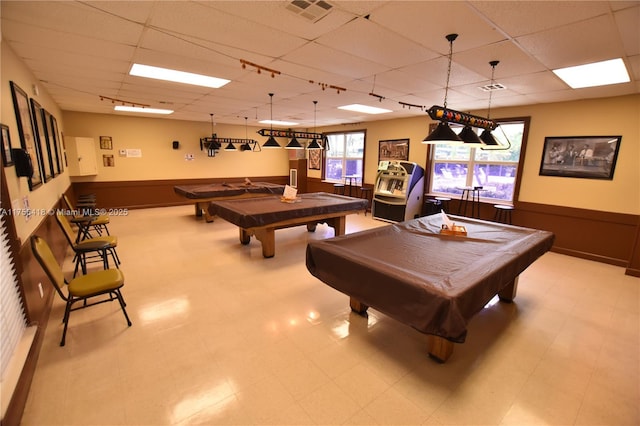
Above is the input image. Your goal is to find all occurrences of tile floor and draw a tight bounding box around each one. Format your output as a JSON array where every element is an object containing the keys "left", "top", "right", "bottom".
[{"left": 21, "top": 205, "right": 639, "bottom": 425}]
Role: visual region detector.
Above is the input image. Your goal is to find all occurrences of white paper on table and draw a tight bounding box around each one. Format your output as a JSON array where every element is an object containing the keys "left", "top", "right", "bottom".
[
  {"left": 440, "top": 209, "right": 454, "bottom": 229},
  {"left": 283, "top": 185, "right": 298, "bottom": 199}
]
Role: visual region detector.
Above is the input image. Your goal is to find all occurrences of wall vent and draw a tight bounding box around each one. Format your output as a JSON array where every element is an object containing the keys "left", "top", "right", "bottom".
[{"left": 285, "top": 0, "right": 333, "bottom": 22}]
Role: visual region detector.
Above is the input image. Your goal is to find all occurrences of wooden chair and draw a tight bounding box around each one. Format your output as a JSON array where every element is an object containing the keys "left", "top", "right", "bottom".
[{"left": 30, "top": 235, "right": 131, "bottom": 346}]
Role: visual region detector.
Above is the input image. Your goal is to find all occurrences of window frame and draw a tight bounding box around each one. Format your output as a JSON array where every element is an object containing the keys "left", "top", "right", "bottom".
[
  {"left": 322, "top": 129, "right": 367, "bottom": 184},
  {"left": 425, "top": 116, "right": 530, "bottom": 204}
]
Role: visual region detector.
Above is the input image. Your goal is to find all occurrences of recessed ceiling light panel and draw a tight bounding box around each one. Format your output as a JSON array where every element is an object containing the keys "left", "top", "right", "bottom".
[
  {"left": 338, "top": 104, "right": 392, "bottom": 114},
  {"left": 130, "top": 63, "right": 230, "bottom": 89},
  {"left": 259, "top": 119, "right": 299, "bottom": 126},
  {"left": 553, "top": 58, "right": 630, "bottom": 89},
  {"left": 114, "top": 105, "right": 173, "bottom": 114}
]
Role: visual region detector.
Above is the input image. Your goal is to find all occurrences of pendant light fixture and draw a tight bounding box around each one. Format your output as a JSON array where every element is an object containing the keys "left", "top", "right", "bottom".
[
  {"left": 285, "top": 135, "right": 304, "bottom": 150},
  {"left": 201, "top": 113, "right": 221, "bottom": 157},
  {"left": 423, "top": 34, "right": 463, "bottom": 144},
  {"left": 262, "top": 93, "right": 281, "bottom": 148},
  {"left": 307, "top": 101, "right": 323, "bottom": 150},
  {"left": 240, "top": 117, "right": 254, "bottom": 151},
  {"left": 459, "top": 125, "right": 483, "bottom": 145},
  {"left": 480, "top": 60, "right": 509, "bottom": 150}
]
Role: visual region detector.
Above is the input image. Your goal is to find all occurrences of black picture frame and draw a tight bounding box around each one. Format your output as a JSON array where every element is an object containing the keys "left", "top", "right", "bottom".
[
  {"left": 1, "top": 124, "right": 14, "bottom": 166},
  {"left": 43, "top": 110, "right": 61, "bottom": 175},
  {"left": 539, "top": 135, "right": 622, "bottom": 180},
  {"left": 379, "top": 138, "right": 409, "bottom": 162},
  {"left": 10, "top": 81, "right": 43, "bottom": 190},
  {"left": 50, "top": 115, "right": 65, "bottom": 171},
  {"left": 30, "top": 99, "right": 54, "bottom": 182}
]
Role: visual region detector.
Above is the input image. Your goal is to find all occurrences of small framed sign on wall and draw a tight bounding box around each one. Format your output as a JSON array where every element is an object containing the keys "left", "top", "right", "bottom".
[{"left": 539, "top": 135, "right": 622, "bottom": 180}]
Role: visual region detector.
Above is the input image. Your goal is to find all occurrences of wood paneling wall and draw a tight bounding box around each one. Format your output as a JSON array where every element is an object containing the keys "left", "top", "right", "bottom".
[
  {"left": 70, "top": 176, "right": 288, "bottom": 210},
  {"left": 308, "top": 177, "right": 639, "bottom": 271}
]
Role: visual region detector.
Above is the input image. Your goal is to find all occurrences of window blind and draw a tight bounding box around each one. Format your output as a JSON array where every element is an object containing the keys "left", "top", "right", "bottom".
[{"left": 0, "top": 216, "right": 34, "bottom": 418}]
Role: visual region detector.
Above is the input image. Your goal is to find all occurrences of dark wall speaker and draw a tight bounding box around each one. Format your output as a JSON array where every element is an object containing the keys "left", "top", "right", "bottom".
[
  {"left": 172, "top": 141, "right": 180, "bottom": 150},
  {"left": 12, "top": 148, "right": 34, "bottom": 178}
]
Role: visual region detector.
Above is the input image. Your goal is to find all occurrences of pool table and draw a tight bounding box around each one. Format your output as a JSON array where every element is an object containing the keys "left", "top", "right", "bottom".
[
  {"left": 306, "top": 214, "right": 554, "bottom": 362},
  {"left": 209, "top": 192, "right": 368, "bottom": 258},
  {"left": 173, "top": 182, "right": 285, "bottom": 222}
]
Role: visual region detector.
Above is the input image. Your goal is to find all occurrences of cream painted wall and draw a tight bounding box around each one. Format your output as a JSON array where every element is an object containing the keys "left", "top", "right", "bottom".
[
  {"left": 1, "top": 41, "right": 71, "bottom": 242},
  {"left": 315, "top": 95, "right": 639, "bottom": 215},
  {"left": 62, "top": 111, "right": 290, "bottom": 181}
]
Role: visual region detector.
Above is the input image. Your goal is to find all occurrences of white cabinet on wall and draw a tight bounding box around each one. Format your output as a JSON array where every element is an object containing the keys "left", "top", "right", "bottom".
[{"left": 65, "top": 137, "right": 98, "bottom": 176}]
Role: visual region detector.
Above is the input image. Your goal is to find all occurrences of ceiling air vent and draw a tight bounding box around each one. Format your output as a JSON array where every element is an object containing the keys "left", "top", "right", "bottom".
[
  {"left": 479, "top": 83, "right": 506, "bottom": 92},
  {"left": 286, "top": 0, "right": 333, "bottom": 22}
]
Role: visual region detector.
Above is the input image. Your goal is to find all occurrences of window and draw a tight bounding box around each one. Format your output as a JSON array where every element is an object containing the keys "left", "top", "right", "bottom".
[
  {"left": 324, "top": 131, "right": 365, "bottom": 183},
  {"left": 429, "top": 118, "right": 528, "bottom": 202}
]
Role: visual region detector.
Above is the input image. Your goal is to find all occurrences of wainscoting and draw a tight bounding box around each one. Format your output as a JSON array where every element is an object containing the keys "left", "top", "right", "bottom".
[
  {"left": 69, "top": 176, "right": 289, "bottom": 210},
  {"left": 69, "top": 177, "right": 639, "bottom": 273}
]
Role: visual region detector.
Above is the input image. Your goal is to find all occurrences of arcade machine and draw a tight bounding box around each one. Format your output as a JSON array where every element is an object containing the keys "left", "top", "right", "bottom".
[{"left": 372, "top": 161, "right": 424, "bottom": 222}]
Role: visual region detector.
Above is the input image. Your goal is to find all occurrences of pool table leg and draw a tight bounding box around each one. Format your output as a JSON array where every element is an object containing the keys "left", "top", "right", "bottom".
[
  {"left": 498, "top": 277, "right": 519, "bottom": 302},
  {"left": 428, "top": 336, "right": 454, "bottom": 363},
  {"left": 239, "top": 228, "right": 251, "bottom": 245},
  {"left": 349, "top": 297, "right": 369, "bottom": 314},
  {"left": 254, "top": 228, "right": 276, "bottom": 258},
  {"left": 326, "top": 216, "right": 347, "bottom": 236},
  {"left": 195, "top": 201, "right": 215, "bottom": 222}
]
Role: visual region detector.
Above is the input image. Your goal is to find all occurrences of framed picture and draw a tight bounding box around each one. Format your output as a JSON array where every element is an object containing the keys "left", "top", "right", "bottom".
[
  {"left": 30, "top": 99, "right": 54, "bottom": 182},
  {"left": 51, "top": 116, "right": 65, "bottom": 171},
  {"left": 308, "top": 149, "right": 321, "bottom": 170},
  {"left": 10, "top": 81, "right": 43, "bottom": 190},
  {"left": 379, "top": 138, "right": 409, "bottom": 162},
  {"left": 1, "top": 124, "right": 14, "bottom": 166},
  {"left": 100, "top": 136, "right": 113, "bottom": 150},
  {"left": 539, "top": 136, "right": 622, "bottom": 180},
  {"left": 43, "top": 110, "right": 61, "bottom": 175},
  {"left": 103, "top": 154, "right": 115, "bottom": 167}
]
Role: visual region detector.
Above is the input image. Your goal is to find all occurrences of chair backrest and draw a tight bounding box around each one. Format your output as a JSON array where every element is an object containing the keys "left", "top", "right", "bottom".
[
  {"left": 55, "top": 211, "right": 76, "bottom": 248},
  {"left": 30, "top": 236, "right": 68, "bottom": 300},
  {"left": 62, "top": 194, "right": 76, "bottom": 213}
]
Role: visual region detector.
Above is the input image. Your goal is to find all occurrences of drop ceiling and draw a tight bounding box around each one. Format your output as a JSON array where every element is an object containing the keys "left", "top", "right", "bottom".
[{"left": 2, "top": 1, "right": 638, "bottom": 128}]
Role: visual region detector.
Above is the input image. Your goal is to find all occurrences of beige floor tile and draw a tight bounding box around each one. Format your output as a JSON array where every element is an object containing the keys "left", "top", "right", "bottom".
[{"left": 20, "top": 205, "right": 639, "bottom": 425}]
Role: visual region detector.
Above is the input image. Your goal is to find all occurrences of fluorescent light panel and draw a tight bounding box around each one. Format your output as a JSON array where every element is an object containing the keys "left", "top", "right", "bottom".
[
  {"left": 553, "top": 58, "right": 630, "bottom": 89},
  {"left": 114, "top": 105, "right": 173, "bottom": 114},
  {"left": 259, "top": 119, "right": 299, "bottom": 126},
  {"left": 130, "top": 63, "right": 230, "bottom": 89},
  {"left": 338, "top": 104, "right": 392, "bottom": 114}
]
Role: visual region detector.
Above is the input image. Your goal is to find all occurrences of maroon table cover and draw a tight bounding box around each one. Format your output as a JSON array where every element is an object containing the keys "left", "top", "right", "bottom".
[{"left": 306, "top": 214, "right": 554, "bottom": 343}]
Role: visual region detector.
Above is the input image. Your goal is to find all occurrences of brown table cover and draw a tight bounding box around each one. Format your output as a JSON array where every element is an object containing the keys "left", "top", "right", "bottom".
[
  {"left": 306, "top": 214, "right": 554, "bottom": 343},
  {"left": 173, "top": 182, "right": 284, "bottom": 199},
  {"left": 209, "top": 192, "right": 368, "bottom": 229}
]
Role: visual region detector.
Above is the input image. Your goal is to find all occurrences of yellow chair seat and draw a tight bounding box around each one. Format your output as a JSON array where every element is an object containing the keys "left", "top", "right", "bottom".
[
  {"left": 68, "top": 269, "right": 125, "bottom": 297},
  {"left": 74, "top": 214, "right": 110, "bottom": 226},
  {"left": 79, "top": 235, "right": 117, "bottom": 247}
]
